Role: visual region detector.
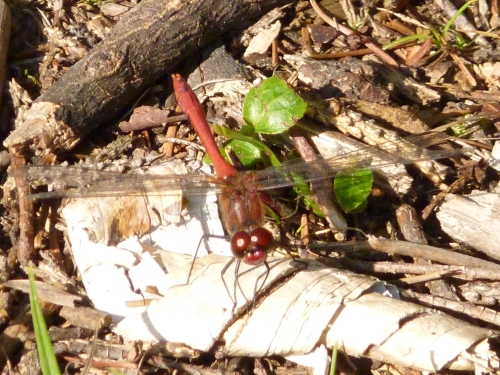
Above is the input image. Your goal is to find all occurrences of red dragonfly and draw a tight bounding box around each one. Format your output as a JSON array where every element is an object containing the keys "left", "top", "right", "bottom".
[
  {"left": 172, "top": 74, "right": 274, "bottom": 269},
  {"left": 16, "top": 74, "right": 465, "bottom": 298}
]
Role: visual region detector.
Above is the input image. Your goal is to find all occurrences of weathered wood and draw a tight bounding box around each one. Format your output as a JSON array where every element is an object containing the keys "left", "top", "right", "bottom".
[
  {"left": 436, "top": 192, "right": 500, "bottom": 261},
  {"left": 4, "top": 0, "right": 293, "bottom": 156}
]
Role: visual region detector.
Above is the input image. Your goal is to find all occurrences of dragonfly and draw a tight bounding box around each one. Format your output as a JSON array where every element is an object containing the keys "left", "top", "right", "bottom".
[{"left": 13, "top": 74, "right": 467, "bottom": 302}]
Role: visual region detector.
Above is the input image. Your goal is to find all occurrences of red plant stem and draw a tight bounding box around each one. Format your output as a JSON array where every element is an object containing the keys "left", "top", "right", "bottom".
[{"left": 172, "top": 74, "right": 238, "bottom": 179}]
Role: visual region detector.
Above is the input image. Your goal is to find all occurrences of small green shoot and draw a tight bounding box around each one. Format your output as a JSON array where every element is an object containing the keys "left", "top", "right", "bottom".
[
  {"left": 450, "top": 30, "right": 468, "bottom": 49},
  {"left": 442, "top": 0, "right": 478, "bottom": 40},
  {"left": 29, "top": 267, "right": 62, "bottom": 375},
  {"left": 329, "top": 342, "right": 338, "bottom": 375},
  {"left": 351, "top": 16, "right": 366, "bottom": 32},
  {"left": 77, "top": 0, "right": 102, "bottom": 9},
  {"left": 24, "top": 69, "right": 40, "bottom": 87},
  {"left": 382, "top": 34, "right": 431, "bottom": 50},
  {"left": 217, "top": 140, "right": 263, "bottom": 168},
  {"left": 384, "top": 0, "right": 477, "bottom": 55},
  {"left": 450, "top": 125, "right": 469, "bottom": 137}
]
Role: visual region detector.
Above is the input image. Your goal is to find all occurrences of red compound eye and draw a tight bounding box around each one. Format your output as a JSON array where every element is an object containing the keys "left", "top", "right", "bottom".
[
  {"left": 230, "top": 231, "right": 251, "bottom": 259},
  {"left": 243, "top": 248, "right": 267, "bottom": 265},
  {"left": 250, "top": 227, "right": 273, "bottom": 250},
  {"left": 230, "top": 228, "right": 274, "bottom": 264}
]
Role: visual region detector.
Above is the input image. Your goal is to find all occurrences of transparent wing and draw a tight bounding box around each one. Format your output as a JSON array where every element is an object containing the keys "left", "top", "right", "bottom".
[
  {"left": 11, "top": 132, "right": 465, "bottom": 199},
  {"left": 251, "top": 132, "right": 464, "bottom": 190},
  {"left": 11, "top": 165, "right": 226, "bottom": 199}
]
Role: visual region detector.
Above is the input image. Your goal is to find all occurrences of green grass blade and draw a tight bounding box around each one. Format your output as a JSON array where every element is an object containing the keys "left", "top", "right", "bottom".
[
  {"left": 329, "top": 341, "right": 338, "bottom": 375},
  {"left": 382, "top": 34, "right": 429, "bottom": 50},
  {"left": 29, "top": 268, "right": 61, "bottom": 375},
  {"left": 442, "top": 0, "right": 478, "bottom": 39}
]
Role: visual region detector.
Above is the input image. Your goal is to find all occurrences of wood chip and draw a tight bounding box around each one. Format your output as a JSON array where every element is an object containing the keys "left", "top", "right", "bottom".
[{"left": 436, "top": 192, "right": 500, "bottom": 261}]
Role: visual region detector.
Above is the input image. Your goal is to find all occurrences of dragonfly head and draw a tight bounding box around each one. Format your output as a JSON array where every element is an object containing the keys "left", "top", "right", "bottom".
[{"left": 230, "top": 227, "right": 273, "bottom": 265}]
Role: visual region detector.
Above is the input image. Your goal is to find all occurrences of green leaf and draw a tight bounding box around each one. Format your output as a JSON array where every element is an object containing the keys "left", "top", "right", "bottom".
[
  {"left": 243, "top": 77, "right": 307, "bottom": 134},
  {"left": 223, "top": 139, "right": 263, "bottom": 168},
  {"left": 334, "top": 168, "right": 373, "bottom": 213},
  {"left": 29, "top": 267, "right": 62, "bottom": 375},
  {"left": 213, "top": 124, "right": 282, "bottom": 167}
]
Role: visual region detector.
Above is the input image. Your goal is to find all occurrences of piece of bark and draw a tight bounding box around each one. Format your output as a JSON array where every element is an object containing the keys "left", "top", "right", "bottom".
[
  {"left": 115, "top": 254, "right": 497, "bottom": 372},
  {"left": 459, "top": 281, "right": 500, "bottom": 306},
  {"left": 395, "top": 204, "right": 428, "bottom": 244},
  {"left": 436, "top": 192, "right": 500, "bottom": 261},
  {"left": 345, "top": 100, "right": 431, "bottom": 134},
  {"left": 52, "top": 338, "right": 142, "bottom": 363},
  {"left": 3, "top": 0, "right": 293, "bottom": 157},
  {"left": 2, "top": 280, "right": 83, "bottom": 307},
  {"left": 118, "top": 106, "right": 186, "bottom": 132},
  {"left": 336, "top": 259, "right": 500, "bottom": 281},
  {"left": 285, "top": 55, "right": 392, "bottom": 103},
  {"left": 59, "top": 306, "right": 113, "bottom": 331},
  {"left": 403, "top": 289, "right": 500, "bottom": 327},
  {"left": 363, "top": 54, "right": 441, "bottom": 104},
  {"left": 10, "top": 154, "right": 34, "bottom": 266}
]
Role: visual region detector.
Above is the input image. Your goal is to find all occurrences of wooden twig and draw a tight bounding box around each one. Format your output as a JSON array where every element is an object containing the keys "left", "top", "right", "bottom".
[
  {"left": 289, "top": 127, "right": 346, "bottom": 240},
  {"left": 313, "top": 238, "right": 500, "bottom": 272},
  {"left": 10, "top": 154, "right": 34, "bottom": 267},
  {"left": 0, "top": 0, "right": 11, "bottom": 106},
  {"left": 333, "top": 258, "right": 500, "bottom": 281}
]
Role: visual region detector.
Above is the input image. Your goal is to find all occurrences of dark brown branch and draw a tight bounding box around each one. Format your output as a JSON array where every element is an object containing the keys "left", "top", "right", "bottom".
[{"left": 4, "top": 0, "right": 293, "bottom": 157}]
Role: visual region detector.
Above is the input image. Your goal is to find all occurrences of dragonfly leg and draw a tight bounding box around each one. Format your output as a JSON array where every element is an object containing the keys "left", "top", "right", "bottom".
[
  {"left": 233, "top": 261, "right": 272, "bottom": 311},
  {"left": 289, "top": 253, "right": 309, "bottom": 272},
  {"left": 250, "top": 261, "right": 270, "bottom": 308},
  {"left": 281, "top": 239, "right": 310, "bottom": 272},
  {"left": 221, "top": 258, "right": 257, "bottom": 311},
  {"left": 232, "top": 260, "right": 250, "bottom": 310},
  {"left": 186, "top": 233, "right": 228, "bottom": 285},
  {"left": 221, "top": 257, "right": 238, "bottom": 308},
  {"left": 185, "top": 235, "right": 205, "bottom": 285}
]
